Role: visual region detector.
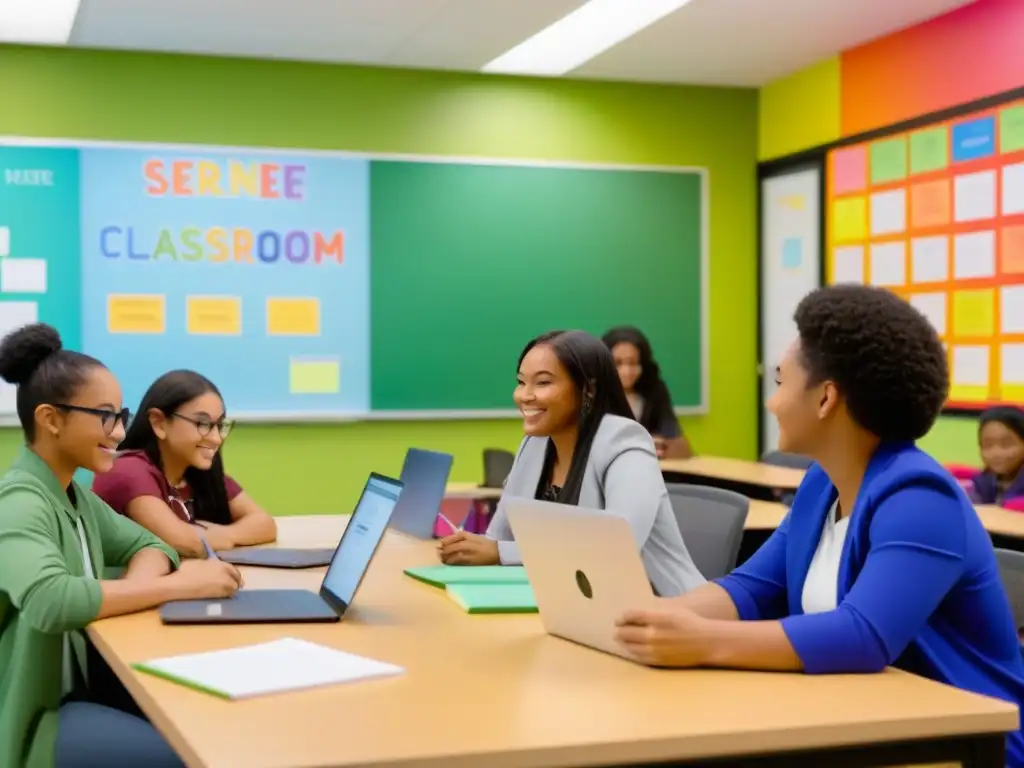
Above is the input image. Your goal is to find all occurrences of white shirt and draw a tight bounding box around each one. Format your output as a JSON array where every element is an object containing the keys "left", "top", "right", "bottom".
[
  {"left": 62, "top": 517, "right": 95, "bottom": 697},
  {"left": 801, "top": 500, "right": 850, "bottom": 614}
]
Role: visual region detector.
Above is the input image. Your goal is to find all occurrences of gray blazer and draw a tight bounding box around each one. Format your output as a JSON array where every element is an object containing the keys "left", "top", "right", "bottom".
[{"left": 486, "top": 415, "right": 706, "bottom": 597}]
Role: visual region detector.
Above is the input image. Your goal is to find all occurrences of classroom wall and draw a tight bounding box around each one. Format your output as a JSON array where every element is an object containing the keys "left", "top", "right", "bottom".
[
  {"left": 0, "top": 45, "right": 758, "bottom": 512},
  {"left": 758, "top": 0, "right": 1024, "bottom": 465}
]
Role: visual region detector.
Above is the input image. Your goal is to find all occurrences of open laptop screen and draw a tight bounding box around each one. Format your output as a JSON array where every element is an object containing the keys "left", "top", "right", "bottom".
[{"left": 320, "top": 473, "right": 403, "bottom": 613}]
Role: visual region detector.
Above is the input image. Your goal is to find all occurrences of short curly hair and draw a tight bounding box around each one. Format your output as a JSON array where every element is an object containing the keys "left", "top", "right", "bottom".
[{"left": 794, "top": 284, "right": 949, "bottom": 442}]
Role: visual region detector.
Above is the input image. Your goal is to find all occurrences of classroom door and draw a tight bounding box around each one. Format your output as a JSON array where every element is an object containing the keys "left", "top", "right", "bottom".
[{"left": 759, "top": 164, "right": 822, "bottom": 454}]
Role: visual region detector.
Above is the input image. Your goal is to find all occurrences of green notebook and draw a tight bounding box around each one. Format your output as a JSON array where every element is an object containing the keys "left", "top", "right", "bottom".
[
  {"left": 445, "top": 583, "right": 538, "bottom": 614},
  {"left": 404, "top": 564, "right": 529, "bottom": 588}
]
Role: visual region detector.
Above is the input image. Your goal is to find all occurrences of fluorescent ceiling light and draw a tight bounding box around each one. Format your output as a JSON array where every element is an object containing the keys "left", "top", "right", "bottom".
[
  {"left": 482, "top": 0, "right": 694, "bottom": 77},
  {"left": 0, "top": 0, "right": 82, "bottom": 45}
]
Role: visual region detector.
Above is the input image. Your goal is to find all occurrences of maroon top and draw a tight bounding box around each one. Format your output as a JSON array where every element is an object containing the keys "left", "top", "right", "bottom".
[{"left": 93, "top": 450, "right": 243, "bottom": 523}]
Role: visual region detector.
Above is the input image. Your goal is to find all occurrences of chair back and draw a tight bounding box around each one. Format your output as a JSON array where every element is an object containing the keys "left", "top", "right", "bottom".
[
  {"left": 995, "top": 548, "right": 1024, "bottom": 637},
  {"left": 483, "top": 448, "right": 515, "bottom": 489},
  {"left": 760, "top": 450, "right": 814, "bottom": 470},
  {"left": 665, "top": 484, "right": 749, "bottom": 580}
]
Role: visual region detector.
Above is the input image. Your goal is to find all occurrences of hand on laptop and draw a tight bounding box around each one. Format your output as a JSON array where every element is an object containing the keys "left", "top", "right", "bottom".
[
  {"left": 437, "top": 531, "right": 499, "bottom": 566},
  {"left": 613, "top": 605, "right": 712, "bottom": 668},
  {"left": 169, "top": 558, "right": 245, "bottom": 600}
]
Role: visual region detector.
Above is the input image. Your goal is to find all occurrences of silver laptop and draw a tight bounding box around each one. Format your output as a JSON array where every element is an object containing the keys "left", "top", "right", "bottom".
[{"left": 505, "top": 498, "right": 656, "bottom": 659}]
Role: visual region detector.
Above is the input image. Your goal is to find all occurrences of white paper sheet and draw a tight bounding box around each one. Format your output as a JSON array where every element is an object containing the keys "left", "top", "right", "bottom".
[
  {"left": 832, "top": 245, "right": 864, "bottom": 284},
  {"left": 952, "top": 345, "right": 990, "bottom": 387},
  {"left": 135, "top": 637, "right": 404, "bottom": 700},
  {"left": 0, "top": 259, "right": 47, "bottom": 294},
  {"left": 953, "top": 231, "right": 996, "bottom": 279},
  {"left": 909, "top": 292, "right": 947, "bottom": 336},
  {"left": 870, "top": 189, "right": 906, "bottom": 236},
  {"left": 0, "top": 302, "right": 39, "bottom": 415},
  {"left": 954, "top": 170, "right": 997, "bottom": 222},
  {"left": 1002, "top": 162, "right": 1024, "bottom": 216},
  {"left": 869, "top": 242, "right": 906, "bottom": 287},
  {"left": 1001, "top": 286, "right": 1024, "bottom": 334},
  {"left": 0, "top": 227, "right": 9, "bottom": 258},
  {"left": 1002, "top": 344, "right": 1024, "bottom": 385},
  {"left": 910, "top": 236, "right": 949, "bottom": 283}
]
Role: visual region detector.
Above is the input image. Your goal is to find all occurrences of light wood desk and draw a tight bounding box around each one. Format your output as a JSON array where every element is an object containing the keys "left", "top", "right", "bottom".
[
  {"left": 661, "top": 456, "right": 805, "bottom": 499},
  {"left": 444, "top": 482, "right": 503, "bottom": 500},
  {"left": 89, "top": 516, "right": 1016, "bottom": 768}
]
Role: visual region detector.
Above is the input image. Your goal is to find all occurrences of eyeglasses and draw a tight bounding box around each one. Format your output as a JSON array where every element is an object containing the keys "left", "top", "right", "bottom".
[
  {"left": 173, "top": 413, "right": 234, "bottom": 439},
  {"left": 54, "top": 405, "right": 132, "bottom": 435}
]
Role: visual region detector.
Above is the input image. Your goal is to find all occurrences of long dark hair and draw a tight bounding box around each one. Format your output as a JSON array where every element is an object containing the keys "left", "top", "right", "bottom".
[
  {"left": 119, "top": 370, "right": 231, "bottom": 524},
  {"left": 520, "top": 330, "right": 634, "bottom": 505},
  {"left": 601, "top": 326, "right": 674, "bottom": 433}
]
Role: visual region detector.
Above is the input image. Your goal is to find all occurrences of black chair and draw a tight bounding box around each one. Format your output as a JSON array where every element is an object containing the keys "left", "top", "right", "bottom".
[
  {"left": 995, "top": 548, "right": 1024, "bottom": 653},
  {"left": 482, "top": 448, "right": 514, "bottom": 490}
]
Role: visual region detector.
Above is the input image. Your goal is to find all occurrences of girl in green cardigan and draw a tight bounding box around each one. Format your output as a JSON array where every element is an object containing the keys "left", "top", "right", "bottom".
[{"left": 0, "top": 323, "right": 245, "bottom": 768}]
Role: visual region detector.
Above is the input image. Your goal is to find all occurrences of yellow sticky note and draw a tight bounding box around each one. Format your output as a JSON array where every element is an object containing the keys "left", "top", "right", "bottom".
[
  {"left": 267, "top": 297, "right": 320, "bottom": 336},
  {"left": 832, "top": 197, "right": 867, "bottom": 243},
  {"left": 781, "top": 195, "right": 805, "bottom": 211},
  {"left": 952, "top": 290, "right": 995, "bottom": 337},
  {"left": 187, "top": 296, "right": 241, "bottom": 335},
  {"left": 107, "top": 294, "right": 165, "bottom": 334},
  {"left": 289, "top": 359, "right": 340, "bottom": 394}
]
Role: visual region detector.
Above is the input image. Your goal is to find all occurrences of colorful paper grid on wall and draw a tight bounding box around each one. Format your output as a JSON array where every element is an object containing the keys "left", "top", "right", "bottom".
[{"left": 826, "top": 99, "right": 1024, "bottom": 409}]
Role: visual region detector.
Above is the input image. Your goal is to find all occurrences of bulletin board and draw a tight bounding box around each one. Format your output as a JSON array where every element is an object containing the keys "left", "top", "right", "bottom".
[
  {"left": 0, "top": 139, "right": 707, "bottom": 419},
  {"left": 826, "top": 98, "right": 1024, "bottom": 409}
]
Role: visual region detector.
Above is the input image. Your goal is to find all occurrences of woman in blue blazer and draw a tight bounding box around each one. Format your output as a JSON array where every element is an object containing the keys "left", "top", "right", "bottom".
[{"left": 615, "top": 284, "right": 1024, "bottom": 766}]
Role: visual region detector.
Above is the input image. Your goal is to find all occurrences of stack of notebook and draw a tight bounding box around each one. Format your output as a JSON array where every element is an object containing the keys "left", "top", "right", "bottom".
[{"left": 404, "top": 565, "right": 537, "bottom": 614}]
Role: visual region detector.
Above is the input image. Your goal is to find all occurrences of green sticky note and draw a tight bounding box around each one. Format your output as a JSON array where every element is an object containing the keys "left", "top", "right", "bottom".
[
  {"left": 870, "top": 138, "right": 908, "bottom": 184},
  {"left": 405, "top": 565, "right": 529, "bottom": 588},
  {"left": 1000, "top": 105, "right": 1024, "bottom": 154},
  {"left": 909, "top": 127, "right": 948, "bottom": 174},
  {"left": 289, "top": 358, "right": 340, "bottom": 394},
  {"left": 445, "top": 583, "right": 537, "bottom": 614}
]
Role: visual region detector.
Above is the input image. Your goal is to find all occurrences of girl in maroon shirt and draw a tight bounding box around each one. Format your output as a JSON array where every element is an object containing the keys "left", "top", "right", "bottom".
[{"left": 93, "top": 370, "right": 276, "bottom": 557}]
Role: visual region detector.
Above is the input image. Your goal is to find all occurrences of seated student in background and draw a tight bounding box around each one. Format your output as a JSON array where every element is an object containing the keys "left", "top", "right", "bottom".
[
  {"left": 0, "top": 324, "right": 243, "bottom": 768},
  {"left": 93, "top": 370, "right": 276, "bottom": 558},
  {"left": 965, "top": 406, "right": 1024, "bottom": 509},
  {"left": 613, "top": 285, "right": 1024, "bottom": 765},
  {"left": 602, "top": 326, "right": 693, "bottom": 458},
  {"left": 438, "top": 330, "right": 705, "bottom": 597}
]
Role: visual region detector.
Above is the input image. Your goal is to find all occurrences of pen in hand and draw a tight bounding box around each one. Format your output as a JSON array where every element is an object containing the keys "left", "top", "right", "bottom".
[
  {"left": 197, "top": 528, "right": 219, "bottom": 560},
  {"left": 438, "top": 512, "right": 463, "bottom": 534}
]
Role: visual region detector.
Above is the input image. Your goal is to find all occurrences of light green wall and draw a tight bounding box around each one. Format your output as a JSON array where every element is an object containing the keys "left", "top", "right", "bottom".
[{"left": 0, "top": 45, "right": 758, "bottom": 512}]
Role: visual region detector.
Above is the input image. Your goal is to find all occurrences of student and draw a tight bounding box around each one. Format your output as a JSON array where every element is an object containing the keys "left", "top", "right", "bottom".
[
  {"left": 438, "top": 330, "right": 705, "bottom": 597},
  {"left": 612, "top": 286, "right": 1024, "bottom": 765},
  {"left": 966, "top": 406, "right": 1024, "bottom": 508},
  {"left": 92, "top": 370, "right": 276, "bottom": 558},
  {"left": 0, "top": 323, "right": 243, "bottom": 768},
  {"left": 602, "top": 326, "right": 692, "bottom": 458}
]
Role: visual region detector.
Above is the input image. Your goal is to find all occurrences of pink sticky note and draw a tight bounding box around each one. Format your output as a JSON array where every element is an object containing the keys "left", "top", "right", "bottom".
[{"left": 833, "top": 147, "right": 868, "bottom": 195}]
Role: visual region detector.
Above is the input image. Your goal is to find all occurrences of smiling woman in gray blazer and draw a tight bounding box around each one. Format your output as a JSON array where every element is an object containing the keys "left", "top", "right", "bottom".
[{"left": 438, "top": 330, "right": 705, "bottom": 598}]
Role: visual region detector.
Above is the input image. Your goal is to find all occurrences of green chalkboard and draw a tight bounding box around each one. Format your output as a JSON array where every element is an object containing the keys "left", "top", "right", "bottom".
[{"left": 369, "top": 160, "right": 705, "bottom": 413}]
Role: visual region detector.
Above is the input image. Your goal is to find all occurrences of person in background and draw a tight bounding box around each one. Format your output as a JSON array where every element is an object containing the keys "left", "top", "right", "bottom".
[
  {"left": 602, "top": 326, "right": 693, "bottom": 458},
  {"left": 0, "top": 324, "right": 242, "bottom": 768},
  {"left": 438, "top": 330, "right": 705, "bottom": 598},
  {"left": 612, "top": 285, "right": 1024, "bottom": 766},
  {"left": 93, "top": 370, "right": 276, "bottom": 558},
  {"left": 966, "top": 406, "right": 1024, "bottom": 509}
]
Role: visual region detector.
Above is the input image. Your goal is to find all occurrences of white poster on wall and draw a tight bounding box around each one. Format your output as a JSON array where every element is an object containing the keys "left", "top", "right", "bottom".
[{"left": 760, "top": 166, "right": 822, "bottom": 454}]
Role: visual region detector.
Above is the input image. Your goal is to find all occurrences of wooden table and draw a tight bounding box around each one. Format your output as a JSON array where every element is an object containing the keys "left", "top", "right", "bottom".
[
  {"left": 661, "top": 456, "right": 805, "bottom": 500},
  {"left": 89, "top": 517, "right": 1017, "bottom": 768}
]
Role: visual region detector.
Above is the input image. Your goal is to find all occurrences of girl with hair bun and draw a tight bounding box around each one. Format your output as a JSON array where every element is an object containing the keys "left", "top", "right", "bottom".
[{"left": 0, "top": 323, "right": 243, "bottom": 767}]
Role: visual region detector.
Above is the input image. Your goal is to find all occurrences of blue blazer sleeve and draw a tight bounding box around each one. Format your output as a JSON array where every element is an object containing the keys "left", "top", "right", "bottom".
[
  {"left": 781, "top": 485, "right": 967, "bottom": 674},
  {"left": 713, "top": 510, "right": 791, "bottom": 621}
]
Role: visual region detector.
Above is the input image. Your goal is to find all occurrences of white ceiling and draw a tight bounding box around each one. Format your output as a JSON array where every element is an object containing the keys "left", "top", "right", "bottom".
[{"left": 69, "top": 0, "right": 979, "bottom": 87}]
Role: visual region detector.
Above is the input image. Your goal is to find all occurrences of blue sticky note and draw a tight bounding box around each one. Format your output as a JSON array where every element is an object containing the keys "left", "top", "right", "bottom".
[
  {"left": 782, "top": 237, "right": 802, "bottom": 269},
  {"left": 952, "top": 116, "right": 995, "bottom": 163}
]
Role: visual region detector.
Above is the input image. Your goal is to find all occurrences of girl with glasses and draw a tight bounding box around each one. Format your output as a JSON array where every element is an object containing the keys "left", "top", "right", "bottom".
[
  {"left": 93, "top": 370, "right": 276, "bottom": 558},
  {"left": 0, "top": 324, "right": 243, "bottom": 768}
]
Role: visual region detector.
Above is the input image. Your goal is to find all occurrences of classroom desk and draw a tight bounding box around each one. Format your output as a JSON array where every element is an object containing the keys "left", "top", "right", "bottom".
[
  {"left": 89, "top": 516, "right": 1017, "bottom": 768},
  {"left": 661, "top": 456, "right": 805, "bottom": 500},
  {"left": 444, "top": 482, "right": 503, "bottom": 500}
]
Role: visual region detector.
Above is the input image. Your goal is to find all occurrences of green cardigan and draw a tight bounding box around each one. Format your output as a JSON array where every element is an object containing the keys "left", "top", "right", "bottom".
[{"left": 0, "top": 448, "right": 179, "bottom": 768}]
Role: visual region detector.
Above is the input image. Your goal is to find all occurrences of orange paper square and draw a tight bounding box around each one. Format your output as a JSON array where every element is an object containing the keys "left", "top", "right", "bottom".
[
  {"left": 910, "top": 179, "right": 950, "bottom": 229},
  {"left": 1002, "top": 226, "right": 1024, "bottom": 274}
]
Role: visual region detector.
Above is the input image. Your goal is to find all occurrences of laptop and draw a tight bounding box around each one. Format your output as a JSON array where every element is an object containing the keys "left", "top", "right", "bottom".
[
  {"left": 504, "top": 498, "right": 656, "bottom": 660},
  {"left": 160, "top": 473, "right": 404, "bottom": 625},
  {"left": 218, "top": 548, "right": 335, "bottom": 569},
  {"left": 388, "top": 448, "right": 454, "bottom": 539}
]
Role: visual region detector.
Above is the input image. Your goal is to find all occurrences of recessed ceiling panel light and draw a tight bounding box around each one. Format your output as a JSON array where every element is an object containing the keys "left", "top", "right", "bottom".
[{"left": 0, "top": 0, "right": 82, "bottom": 45}]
